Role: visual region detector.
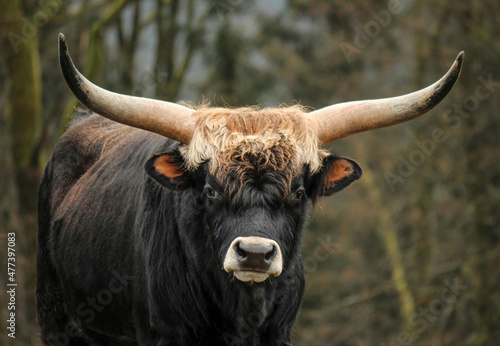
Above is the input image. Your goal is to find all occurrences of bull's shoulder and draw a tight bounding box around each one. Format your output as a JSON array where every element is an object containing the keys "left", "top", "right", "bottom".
[
  {"left": 52, "top": 113, "right": 162, "bottom": 169},
  {"left": 60, "top": 114, "right": 144, "bottom": 156},
  {"left": 44, "top": 113, "right": 169, "bottom": 214}
]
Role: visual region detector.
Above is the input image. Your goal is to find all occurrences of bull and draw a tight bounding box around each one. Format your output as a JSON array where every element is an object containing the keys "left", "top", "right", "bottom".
[{"left": 37, "top": 33, "right": 463, "bottom": 345}]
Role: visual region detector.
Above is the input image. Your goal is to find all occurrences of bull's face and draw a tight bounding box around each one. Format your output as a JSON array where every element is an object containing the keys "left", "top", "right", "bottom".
[{"left": 145, "top": 108, "right": 362, "bottom": 283}]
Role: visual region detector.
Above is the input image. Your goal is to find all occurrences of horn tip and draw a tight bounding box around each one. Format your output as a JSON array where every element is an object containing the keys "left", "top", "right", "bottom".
[
  {"left": 455, "top": 51, "right": 465, "bottom": 69},
  {"left": 58, "top": 33, "right": 68, "bottom": 56},
  {"left": 58, "top": 33, "right": 66, "bottom": 50}
]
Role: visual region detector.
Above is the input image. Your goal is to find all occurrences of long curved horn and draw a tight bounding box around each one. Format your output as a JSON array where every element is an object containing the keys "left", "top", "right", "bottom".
[
  {"left": 58, "top": 33, "right": 195, "bottom": 144},
  {"left": 310, "top": 52, "right": 464, "bottom": 146}
]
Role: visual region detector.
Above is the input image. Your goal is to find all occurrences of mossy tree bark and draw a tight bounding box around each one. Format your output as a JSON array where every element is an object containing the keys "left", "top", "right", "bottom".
[
  {"left": 357, "top": 146, "right": 416, "bottom": 333},
  {"left": 0, "top": 0, "right": 42, "bottom": 344}
]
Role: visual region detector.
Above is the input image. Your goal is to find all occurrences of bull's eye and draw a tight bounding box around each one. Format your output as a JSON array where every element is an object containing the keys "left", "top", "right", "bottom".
[
  {"left": 203, "top": 185, "right": 217, "bottom": 200},
  {"left": 293, "top": 188, "right": 306, "bottom": 200}
]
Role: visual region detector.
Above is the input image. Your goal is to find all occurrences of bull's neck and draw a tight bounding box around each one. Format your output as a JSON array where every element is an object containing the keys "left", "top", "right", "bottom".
[{"left": 227, "top": 284, "right": 269, "bottom": 345}]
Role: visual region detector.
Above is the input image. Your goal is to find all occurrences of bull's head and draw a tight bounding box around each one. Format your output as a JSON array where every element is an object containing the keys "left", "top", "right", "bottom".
[{"left": 58, "top": 34, "right": 463, "bottom": 283}]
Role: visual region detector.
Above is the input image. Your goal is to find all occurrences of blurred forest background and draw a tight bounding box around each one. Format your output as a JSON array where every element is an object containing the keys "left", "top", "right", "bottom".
[{"left": 0, "top": 0, "right": 499, "bottom": 345}]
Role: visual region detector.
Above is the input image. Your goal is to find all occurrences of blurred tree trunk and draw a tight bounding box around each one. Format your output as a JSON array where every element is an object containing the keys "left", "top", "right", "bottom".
[
  {"left": 0, "top": 0, "right": 42, "bottom": 344},
  {"left": 451, "top": 3, "right": 500, "bottom": 344},
  {"left": 117, "top": 0, "right": 141, "bottom": 92},
  {"left": 0, "top": 0, "right": 42, "bottom": 205},
  {"left": 155, "top": 0, "right": 201, "bottom": 101},
  {"left": 357, "top": 147, "right": 416, "bottom": 332},
  {"left": 410, "top": 0, "right": 452, "bottom": 296},
  {"left": 461, "top": 36, "right": 500, "bottom": 346},
  {"left": 156, "top": 0, "right": 179, "bottom": 99},
  {"left": 212, "top": 13, "right": 239, "bottom": 105},
  {"left": 462, "top": 82, "right": 500, "bottom": 345}
]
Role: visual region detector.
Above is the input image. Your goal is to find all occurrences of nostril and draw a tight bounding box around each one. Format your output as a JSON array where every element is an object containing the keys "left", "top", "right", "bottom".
[
  {"left": 235, "top": 242, "right": 247, "bottom": 259},
  {"left": 265, "top": 246, "right": 276, "bottom": 262}
]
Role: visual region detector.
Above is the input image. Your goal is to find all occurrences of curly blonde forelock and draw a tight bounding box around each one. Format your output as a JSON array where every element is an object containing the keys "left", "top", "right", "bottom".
[{"left": 179, "top": 105, "right": 328, "bottom": 177}]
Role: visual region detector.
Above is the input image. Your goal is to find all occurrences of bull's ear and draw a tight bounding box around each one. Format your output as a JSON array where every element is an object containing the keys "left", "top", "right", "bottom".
[
  {"left": 311, "top": 155, "right": 362, "bottom": 197},
  {"left": 145, "top": 151, "right": 190, "bottom": 189}
]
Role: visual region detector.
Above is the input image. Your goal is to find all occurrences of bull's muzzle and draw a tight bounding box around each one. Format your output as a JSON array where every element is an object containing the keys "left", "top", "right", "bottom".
[{"left": 223, "top": 236, "right": 283, "bottom": 283}]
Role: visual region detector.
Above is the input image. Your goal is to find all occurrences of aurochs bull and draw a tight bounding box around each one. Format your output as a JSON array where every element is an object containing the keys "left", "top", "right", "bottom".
[{"left": 37, "top": 34, "right": 463, "bottom": 345}]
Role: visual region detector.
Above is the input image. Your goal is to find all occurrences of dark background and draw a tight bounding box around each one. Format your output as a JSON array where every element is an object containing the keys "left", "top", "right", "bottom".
[{"left": 1, "top": 0, "right": 499, "bottom": 345}]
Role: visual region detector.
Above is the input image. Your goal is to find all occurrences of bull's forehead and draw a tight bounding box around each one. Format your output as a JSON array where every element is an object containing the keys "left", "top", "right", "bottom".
[{"left": 180, "top": 105, "right": 328, "bottom": 176}]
